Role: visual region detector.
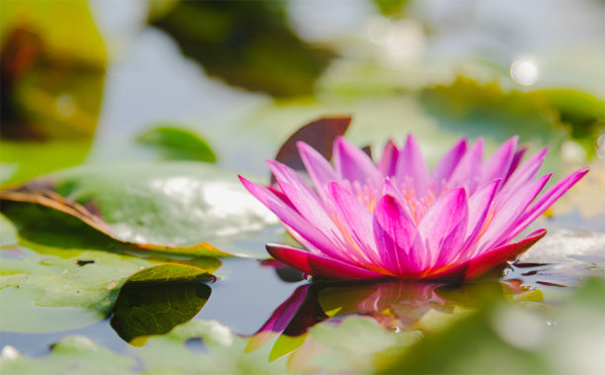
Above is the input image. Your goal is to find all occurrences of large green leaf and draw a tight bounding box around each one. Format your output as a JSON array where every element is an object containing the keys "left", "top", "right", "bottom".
[
  {"left": 1, "top": 161, "right": 280, "bottom": 258},
  {"left": 0, "top": 211, "right": 220, "bottom": 334},
  {"left": 0, "top": 242, "right": 151, "bottom": 333}
]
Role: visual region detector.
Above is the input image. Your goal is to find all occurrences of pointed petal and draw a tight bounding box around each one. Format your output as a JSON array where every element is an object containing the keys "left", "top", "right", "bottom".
[
  {"left": 432, "top": 138, "right": 468, "bottom": 193},
  {"left": 297, "top": 141, "right": 338, "bottom": 200},
  {"left": 395, "top": 134, "right": 430, "bottom": 196},
  {"left": 240, "top": 176, "right": 344, "bottom": 260},
  {"left": 455, "top": 180, "right": 500, "bottom": 262},
  {"left": 378, "top": 140, "right": 399, "bottom": 178},
  {"left": 269, "top": 161, "right": 375, "bottom": 264},
  {"left": 500, "top": 147, "right": 548, "bottom": 195},
  {"left": 267, "top": 244, "right": 387, "bottom": 280},
  {"left": 448, "top": 138, "right": 484, "bottom": 194},
  {"left": 481, "top": 136, "right": 518, "bottom": 186},
  {"left": 418, "top": 188, "right": 468, "bottom": 269},
  {"left": 333, "top": 137, "right": 380, "bottom": 186},
  {"left": 505, "top": 168, "right": 589, "bottom": 242},
  {"left": 477, "top": 173, "right": 551, "bottom": 253},
  {"left": 373, "top": 194, "right": 425, "bottom": 276},
  {"left": 504, "top": 146, "right": 528, "bottom": 183},
  {"left": 429, "top": 229, "right": 546, "bottom": 280},
  {"left": 328, "top": 182, "right": 382, "bottom": 267}
]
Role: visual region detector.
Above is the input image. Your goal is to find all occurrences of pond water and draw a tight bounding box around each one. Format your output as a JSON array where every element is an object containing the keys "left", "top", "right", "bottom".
[{"left": 1, "top": 1, "right": 604, "bottom": 373}]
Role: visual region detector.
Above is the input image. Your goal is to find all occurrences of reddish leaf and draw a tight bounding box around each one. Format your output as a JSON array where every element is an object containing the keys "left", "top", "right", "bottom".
[{"left": 271, "top": 116, "right": 351, "bottom": 184}]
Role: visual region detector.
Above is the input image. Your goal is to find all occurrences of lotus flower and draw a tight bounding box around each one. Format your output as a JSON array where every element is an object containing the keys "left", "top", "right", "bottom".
[{"left": 240, "top": 135, "right": 588, "bottom": 280}]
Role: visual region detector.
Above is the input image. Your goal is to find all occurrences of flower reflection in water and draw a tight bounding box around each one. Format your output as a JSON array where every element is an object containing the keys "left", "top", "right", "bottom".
[{"left": 247, "top": 276, "right": 537, "bottom": 362}]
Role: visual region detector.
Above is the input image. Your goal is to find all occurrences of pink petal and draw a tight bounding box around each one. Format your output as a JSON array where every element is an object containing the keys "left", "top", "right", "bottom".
[
  {"left": 382, "top": 177, "right": 413, "bottom": 217},
  {"left": 327, "top": 182, "right": 383, "bottom": 267},
  {"left": 505, "top": 168, "right": 589, "bottom": 242},
  {"left": 418, "top": 188, "right": 468, "bottom": 269},
  {"left": 395, "top": 134, "right": 430, "bottom": 196},
  {"left": 504, "top": 146, "right": 528, "bottom": 183},
  {"left": 429, "top": 229, "right": 546, "bottom": 280},
  {"left": 297, "top": 141, "right": 338, "bottom": 200},
  {"left": 456, "top": 180, "right": 500, "bottom": 261},
  {"left": 481, "top": 136, "right": 518, "bottom": 186},
  {"left": 432, "top": 138, "right": 468, "bottom": 193},
  {"left": 269, "top": 161, "right": 376, "bottom": 264},
  {"left": 373, "top": 194, "right": 425, "bottom": 276},
  {"left": 266, "top": 244, "right": 387, "bottom": 280},
  {"left": 448, "top": 138, "right": 484, "bottom": 194},
  {"left": 477, "top": 173, "right": 551, "bottom": 253},
  {"left": 500, "top": 147, "right": 548, "bottom": 195},
  {"left": 239, "top": 176, "right": 344, "bottom": 260},
  {"left": 378, "top": 140, "right": 399, "bottom": 178},
  {"left": 333, "top": 137, "right": 380, "bottom": 187}
]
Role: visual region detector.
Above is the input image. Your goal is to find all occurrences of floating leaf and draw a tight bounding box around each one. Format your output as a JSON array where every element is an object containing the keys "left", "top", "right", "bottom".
[
  {"left": 126, "top": 263, "right": 217, "bottom": 284},
  {"left": 110, "top": 273, "right": 213, "bottom": 344},
  {"left": 0, "top": 162, "right": 280, "bottom": 258},
  {"left": 0, "top": 336, "right": 137, "bottom": 375},
  {"left": 0, "top": 215, "right": 220, "bottom": 334},
  {"left": 148, "top": 1, "right": 335, "bottom": 97},
  {"left": 271, "top": 116, "right": 351, "bottom": 183},
  {"left": 136, "top": 126, "right": 217, "bottom": 162},
  {"left": 0, "top": 242, "right": 151, "bottom": 333}
]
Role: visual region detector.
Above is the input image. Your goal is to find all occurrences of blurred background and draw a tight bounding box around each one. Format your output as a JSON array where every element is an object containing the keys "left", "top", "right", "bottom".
[{"left": 1, "top": 0, "right": 604, "bottom": 184}]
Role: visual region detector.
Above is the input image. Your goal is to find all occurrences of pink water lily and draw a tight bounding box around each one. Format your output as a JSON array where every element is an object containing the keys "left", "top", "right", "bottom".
[{"left": 240, "top": 135, "right": 588, "bottom": 280}]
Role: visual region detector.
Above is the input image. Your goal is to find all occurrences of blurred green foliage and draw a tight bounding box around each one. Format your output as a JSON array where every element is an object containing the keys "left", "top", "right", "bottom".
[
  {"left": 379, "top": 277, "right": 605, "bottom": 374},
  {"left": 373, "top": 0, "right": 409, "bottom": 16},
  {"left": 0, "top": 0, "right": 105, "bottom": 184},
  {"left": 148, "top": 0, "right": 335, "bottom": 97},
  {"left": 136, "top": 125, "right": 217, "bottom": 162}
]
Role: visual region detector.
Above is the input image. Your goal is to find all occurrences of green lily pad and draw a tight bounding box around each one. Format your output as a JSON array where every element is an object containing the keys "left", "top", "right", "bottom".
[
  {"left": 136, "top": 126, "right": 217, "bottom": 163},
  {"left": 110, "top": 278, "right": 212, "bottom": 344},
  {"left": 126, "top": 263, "right": 216, "bottom": 284},
  {"left": 0, "top": 336, "right": 136, "bottom": 375},
  {"left": 0, "top": 211, "right": 220, "bottom": 334},
  {"left": 1, "top": 161, "right": 279, "bottom": 258},
  {"left": 0, "top": 244, "right": 151, "bottom": 333}
]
